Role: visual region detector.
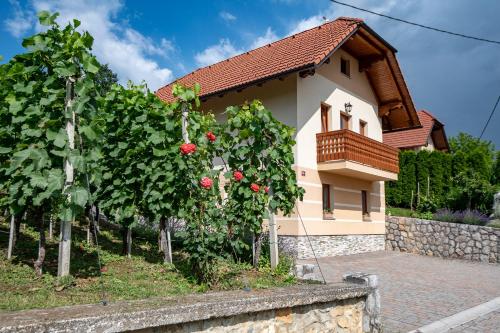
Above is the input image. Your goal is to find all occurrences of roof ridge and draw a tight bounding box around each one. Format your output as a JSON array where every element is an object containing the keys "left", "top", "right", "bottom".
[{"left": 156, "top": 17, "right": 363, "bottom": 94}]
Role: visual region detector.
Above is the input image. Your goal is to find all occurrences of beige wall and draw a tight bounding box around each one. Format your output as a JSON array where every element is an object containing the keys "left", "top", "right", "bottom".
[
  {"left": 201, "top": 75, "right": 297, "bottom": 128},
  {"left": 198, "top": 51, "right": 386, "bottom": 237},
  {"left": 296, "top": 50, "right": 382, "bottom": 170}
]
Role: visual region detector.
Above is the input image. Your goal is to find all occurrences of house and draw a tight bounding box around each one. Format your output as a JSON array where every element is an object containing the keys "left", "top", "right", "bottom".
[
  {"left": 156, "top": 17, "right": 420, "bottom": 259},
  {"left": 383, "top": 110, "right": 449, "bottom": 152}
]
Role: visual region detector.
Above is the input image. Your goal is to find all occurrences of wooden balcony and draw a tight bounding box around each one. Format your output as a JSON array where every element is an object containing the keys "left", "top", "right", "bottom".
[{"left": 316, "top": 129, "right": 399, "bottom": 181}]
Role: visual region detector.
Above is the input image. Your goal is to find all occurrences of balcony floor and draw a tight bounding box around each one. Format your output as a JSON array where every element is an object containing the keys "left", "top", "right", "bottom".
[{"left": 317, "top": 159, "right": 398, "bottom": 181}]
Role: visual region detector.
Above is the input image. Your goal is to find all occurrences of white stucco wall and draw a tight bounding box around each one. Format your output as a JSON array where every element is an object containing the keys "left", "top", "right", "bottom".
[{"left": 296, "top": 50, "right": 382, "bottom": 170}]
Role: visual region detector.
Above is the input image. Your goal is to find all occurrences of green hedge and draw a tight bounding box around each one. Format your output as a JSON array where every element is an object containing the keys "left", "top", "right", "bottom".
[
  {"left": 387, "top": 133, "right": 499, "bottom": 213},
  {"left": 386, "top": 150, "right": 452, "bottom": 208}
]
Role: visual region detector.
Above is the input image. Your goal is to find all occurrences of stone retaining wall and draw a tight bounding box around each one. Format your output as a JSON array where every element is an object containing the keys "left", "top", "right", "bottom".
[
  {"left": 386, "top": 216, "right": 500, "bottom": 263},
  {"left": 0, "top": 283, "right": 377, "bottom": 333},
  {"left": 279, "top": 234, "right": 385, "bottom": 259}
]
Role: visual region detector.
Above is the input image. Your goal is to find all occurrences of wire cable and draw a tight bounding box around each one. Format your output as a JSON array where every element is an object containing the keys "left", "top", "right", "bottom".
[
  {"left": 479, "top": 94, "right": 500, "bottom": 139},
  {"left": 296, "top": 202, "right": 327, "bottom": 284},
  {"left": 329, "top": 0, "right": 500, "bottom": 45}
]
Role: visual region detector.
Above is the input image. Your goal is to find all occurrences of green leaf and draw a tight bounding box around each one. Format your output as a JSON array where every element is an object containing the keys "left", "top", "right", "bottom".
[
  {"left": 30, "top": 174, "right": 48, "bottom": 189},
  {"left": 54, "top": 65, "right": 77, "bottom": 77},
  {"left": 53, "top": 130, "right": 67, "bottom": 148},
  {"left": 82, "top": 54, "right": 100, "bottom": 74},
  {"left": 153, "top": 148, "right": 168, "bottom": 156},
  {"left": 0, "top": 147, "right": 12, "bottom": 154},
  {"left": 38, "top": 11, "right": 59, "bottom": 26},
  {"left": 79, "top": 125, "right": 97, "bottom": 141},
  {"left": 70, "top": 186, "right": 89, "bottom": 207}
]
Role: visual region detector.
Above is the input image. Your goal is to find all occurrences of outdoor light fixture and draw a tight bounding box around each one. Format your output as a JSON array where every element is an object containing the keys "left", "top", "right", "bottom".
[{"left": 344, "top": 102, "right": 352, "bottom": 113}]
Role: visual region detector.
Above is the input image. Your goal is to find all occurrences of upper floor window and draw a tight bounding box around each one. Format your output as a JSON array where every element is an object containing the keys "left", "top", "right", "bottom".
[
  {"left": 340, "top": 112, "right": 351, "bottom": 130},
  {"left": 359, "top": 120, "right": 367, "bottom": 136},
  {"left": 321, "top": 103, "right": 330, "bottom": 133},
  {"left": 340, "top": 58, "right": 350, "bottom": 77}
]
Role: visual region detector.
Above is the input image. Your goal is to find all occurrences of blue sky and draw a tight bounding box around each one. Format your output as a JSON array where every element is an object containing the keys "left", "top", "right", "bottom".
[{"left": 1, "top": 0, "right": 499, "bottom": 146}]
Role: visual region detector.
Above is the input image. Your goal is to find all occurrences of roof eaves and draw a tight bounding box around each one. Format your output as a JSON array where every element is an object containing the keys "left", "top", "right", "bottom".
[{"left": 197, "top": 62, "right": 316, "bottom": 100}]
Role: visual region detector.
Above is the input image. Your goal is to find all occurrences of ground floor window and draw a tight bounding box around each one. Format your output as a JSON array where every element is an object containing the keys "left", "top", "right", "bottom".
[
  {"left": 361, "top": 190, "right": 369, "bottom": 216},
  {"left": 322, "top": 184, "right": 331, "bottom": 211}
]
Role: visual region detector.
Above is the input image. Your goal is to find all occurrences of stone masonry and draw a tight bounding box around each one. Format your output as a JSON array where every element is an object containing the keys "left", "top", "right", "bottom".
[
  {"left": 386, "top": 216, "right": 500, "bottom": 263},
  {"left": 279, "top": 234, "right": 385, "bottom": 259}
]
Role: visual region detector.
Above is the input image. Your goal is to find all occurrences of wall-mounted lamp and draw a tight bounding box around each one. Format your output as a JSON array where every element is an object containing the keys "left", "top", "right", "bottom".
[{"left": 344, "top": 102, "right": 352, "bottom": 113}]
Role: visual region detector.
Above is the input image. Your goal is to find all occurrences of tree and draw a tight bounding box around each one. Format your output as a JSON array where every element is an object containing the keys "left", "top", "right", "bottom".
[
  {"left": 95, "top": 64, "right": 118, "bottom": 96},
  {"left": 449, "top": 132, "right": 495, "bottom": 181},
  {"left": 0, "top": 11, "right": 101, "bottom": 275},
  {"left": 492, "top": 151, "right": 500, "bottom": 185}
]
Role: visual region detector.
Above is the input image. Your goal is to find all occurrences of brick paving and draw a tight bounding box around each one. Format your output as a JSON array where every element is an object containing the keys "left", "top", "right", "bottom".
[{"left": 302, "top": 251, "right": 500, "bottom": 333}]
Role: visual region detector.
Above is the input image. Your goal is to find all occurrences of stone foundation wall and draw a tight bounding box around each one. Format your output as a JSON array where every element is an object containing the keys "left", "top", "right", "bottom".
[
  {"left": 386, "top": 216, "right": 500, "bottom": 263},
  {"left": 279, "top": 234, "right": 385, "bottom": 259},
  {"left": 0, "top": 284, "right": 376, "bottom": 333}
]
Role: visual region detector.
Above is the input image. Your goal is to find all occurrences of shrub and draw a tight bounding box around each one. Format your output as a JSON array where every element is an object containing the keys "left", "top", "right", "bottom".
[
  {"left": 416, "top": 196, "right": 437, "bottom": 213},
  {"left": 434, "top": 208, "right": 461, "bottom": 223},
  {"left": 461, "top": 210, "right": 489, "bottom": 226},
  {"left": 433, "top": 208, "right": 489, "bottom": 225}
]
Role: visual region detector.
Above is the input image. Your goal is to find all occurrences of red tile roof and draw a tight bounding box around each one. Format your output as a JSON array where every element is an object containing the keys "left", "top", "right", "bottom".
[
  {"left": 383, "top": 110, "right": 441, "bottom": 149},
  {"left": 156, "top": 17, "right": 363, "bottom": 102}
]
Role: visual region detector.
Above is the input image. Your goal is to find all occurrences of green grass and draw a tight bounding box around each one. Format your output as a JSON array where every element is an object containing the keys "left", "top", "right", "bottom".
[
  {"left": 386, "top": 207, "right": 414, "bottom": 217},
  {"left": 0, "top": 218, "right": 295, "bottom": 311}
]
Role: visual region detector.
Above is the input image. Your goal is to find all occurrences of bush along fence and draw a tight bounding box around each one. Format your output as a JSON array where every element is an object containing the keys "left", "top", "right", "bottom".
[{"left": 386, "top": 216, "right": 499, "bottom": 263}]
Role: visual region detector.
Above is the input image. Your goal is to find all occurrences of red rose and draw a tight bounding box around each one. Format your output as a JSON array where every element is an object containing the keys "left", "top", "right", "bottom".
[
  {"left": 233, "top": 171, "right": 244, "bottom": 181},
  {"left": 206, "top": 131, "right": 216, "bottom": 142},
  {"left": 200, "top": 177, "right": 213, "bottom": 189},
  {"left": 265, "top": 186, "right": 269, "bottom": 193},
  {"left": 180, "top": 143, "right": 196, "bottom": 155},
  {"left": 250, "top": 183, "right": 260, "bottom": 192}
]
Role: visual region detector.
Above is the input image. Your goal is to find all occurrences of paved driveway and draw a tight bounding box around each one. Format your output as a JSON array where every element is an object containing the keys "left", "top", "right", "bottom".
[{"left": 302, "top": 251, "right": 500, "bottom": 333}]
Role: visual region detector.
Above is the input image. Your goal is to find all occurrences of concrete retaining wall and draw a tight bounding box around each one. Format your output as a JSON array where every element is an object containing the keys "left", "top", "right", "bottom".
[
  {"left": 386, "top": 216, "right": 500, "bottom": 263},
  {"left": 0, "top": 283, "right": 377, "bottom": 333}
]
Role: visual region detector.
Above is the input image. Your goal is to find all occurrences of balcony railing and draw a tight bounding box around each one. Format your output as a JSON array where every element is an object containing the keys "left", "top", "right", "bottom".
[{"left": 316, "top": 129, "right": 399, "bottom": 174}]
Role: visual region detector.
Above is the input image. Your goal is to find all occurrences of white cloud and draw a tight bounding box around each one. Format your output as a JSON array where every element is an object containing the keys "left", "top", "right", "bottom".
[
  {"left": 4, "top": 0, "right": 34, "bottom": 37},
  {"left": 287, "top": 0, "right": 399, "bottom": 35},
  {"left": 219, "top": 11, "right": 236, "bottom": 22},
  {"left": 194, "top": 38, "right": 242, "bottom": 67},
  {"left": 250, "top": 27, "right": 278, "bottom": 48},
  {"left": 288, "top": 15, "right": 325, "bottom": 35},
  {"left": 5, "top": 0, "right": 174, "bottom": 90}
]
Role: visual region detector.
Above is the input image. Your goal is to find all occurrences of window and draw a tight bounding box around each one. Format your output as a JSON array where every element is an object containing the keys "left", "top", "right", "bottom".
[
  {"left": 322, "top": 184, "right": 331, "bottom": 210},
  {"left": 340, "top": 112, "right": 350, "bottom": 130},
  {"left": 321, "top": 104, "right": 330, "bottom": 133},
  {"left": 361, "top": 190, "right": 369, "bottom": 216},
  {"left": 359, "top": 120, "right": 367, "bottom": 136},
  {"left": 340, "top": 58, "right": 350, "bottom": 77}
]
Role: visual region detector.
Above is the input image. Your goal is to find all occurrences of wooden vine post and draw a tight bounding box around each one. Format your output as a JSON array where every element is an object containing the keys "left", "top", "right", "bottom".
[
  {"left": 7, "top": 215, "right": 15, "bottom": 260},
  {"left": 268, "top": 186, "right": 279, "bottom": 269},
  {"left": 58, "top": 77, "right": 76, "bottom": 277}
]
